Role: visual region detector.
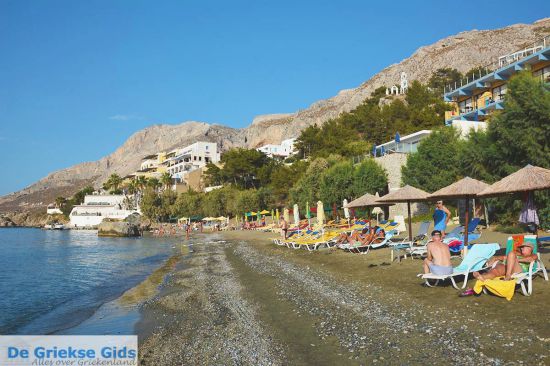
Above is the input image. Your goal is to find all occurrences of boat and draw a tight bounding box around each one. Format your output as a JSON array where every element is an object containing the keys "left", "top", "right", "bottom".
[{"left": 43, "top": 223, "right": 65, "bottom": 230}]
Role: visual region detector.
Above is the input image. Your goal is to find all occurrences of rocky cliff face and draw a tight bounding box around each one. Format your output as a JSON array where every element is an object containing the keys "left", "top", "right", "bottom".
[{"left": 1, "top": 18, "right": 549, "bottom": 213}]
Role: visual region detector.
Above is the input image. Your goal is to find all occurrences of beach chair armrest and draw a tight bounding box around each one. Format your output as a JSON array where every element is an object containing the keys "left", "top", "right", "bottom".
[{"left": 464, "top": 257, "right": 491, "bottom": 273}]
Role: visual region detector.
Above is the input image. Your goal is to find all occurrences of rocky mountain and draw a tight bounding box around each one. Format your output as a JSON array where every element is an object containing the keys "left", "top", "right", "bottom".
[{"left": 1, "top": 18, "right": 549, "bottom": 212}]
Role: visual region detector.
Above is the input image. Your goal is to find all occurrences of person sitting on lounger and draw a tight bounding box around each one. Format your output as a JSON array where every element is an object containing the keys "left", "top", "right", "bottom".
[
  {"left": 365, "top": 226, "right": 385, "bottom": 244},
  {"left": 472, "top": 242, "right": 537, "bottom": 281},
  {"left": 423, "top": 230, "right": 453, "bottom": 275},
  {"left": 336, "top": 227, "right": 369, "bottom": 245}
]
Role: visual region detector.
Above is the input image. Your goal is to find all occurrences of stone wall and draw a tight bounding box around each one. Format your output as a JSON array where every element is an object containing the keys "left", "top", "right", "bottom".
[{"left": 374, "top": 153, "right": 429, "bottom": 219}]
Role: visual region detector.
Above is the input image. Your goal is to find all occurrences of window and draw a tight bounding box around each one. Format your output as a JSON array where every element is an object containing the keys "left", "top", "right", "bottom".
[
  {"left": 533, "top": 66, "right": 550, "bottom": 83},
  {"left": 492, "top": 84, "right": 507, "bottom": 101},
  {"left": 205, "top": 157, "right": 210, "bottom": 162},
  {"left": 199, "top": 156, "right": 202, "bottom": 161},
  {"left": 458, "top": 98, "right": 473, "bottom": 114}
]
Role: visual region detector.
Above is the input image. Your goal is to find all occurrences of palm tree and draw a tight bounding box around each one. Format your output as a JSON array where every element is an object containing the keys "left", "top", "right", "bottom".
[
  {"left": 147, "top": 177, "right": 161, "bottom": 192},
  {"left": 160, "top": 172, "right": 172, "bottom": 191},
  {"left": 135, "top": 175, "right": 147, "bottom": 192},
  {"left": 105, "top": 173, "right": 123, "bottom": 192},
  {"left": 55, "top": 196, "right": 66, "bottom": 208},
  {"left": 127, "top": 180, "right": 137, "bottom": 195}
]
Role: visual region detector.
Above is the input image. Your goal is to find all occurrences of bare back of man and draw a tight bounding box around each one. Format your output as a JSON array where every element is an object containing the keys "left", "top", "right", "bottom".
[{"left": 423, "top": 231, "right": 453, "bottom": 275}]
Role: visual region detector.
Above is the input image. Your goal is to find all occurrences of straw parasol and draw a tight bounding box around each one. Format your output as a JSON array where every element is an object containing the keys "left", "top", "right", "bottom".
[
  {"left": 377, "top": 185, "right": 430, "bottom": 242},
  {"left": 478, "top": 165, "right": 550, "bottom": 197},
  {"left": 317, "top": 201, "right": 325, "bottom": 225},
  {"left": 478, "top": 165, "right": 550, "bottom": 231},
  {"left": 345, "top": 192, "right": 394, "bottom": 228},
  {"left": 429, "top": 177, "right": 489, "bottom": 252},
  {"left": 344, "top": 193, "right": 377, "bottom": 208}
]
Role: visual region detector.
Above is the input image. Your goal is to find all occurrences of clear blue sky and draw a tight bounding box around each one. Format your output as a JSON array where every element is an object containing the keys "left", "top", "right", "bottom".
[{"left": 0, "top": 1, "right": 548, "bottom": 195}]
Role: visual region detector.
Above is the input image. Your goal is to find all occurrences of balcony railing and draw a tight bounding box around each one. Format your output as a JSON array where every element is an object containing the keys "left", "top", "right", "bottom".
[{"left": 443, "top": 35, "right": 550, "bottom": 94}]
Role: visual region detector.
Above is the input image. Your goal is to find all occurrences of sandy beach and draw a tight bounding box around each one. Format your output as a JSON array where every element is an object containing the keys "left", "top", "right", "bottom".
[{"left": 136, "top": 227, "right": 550, "bottom": 365}]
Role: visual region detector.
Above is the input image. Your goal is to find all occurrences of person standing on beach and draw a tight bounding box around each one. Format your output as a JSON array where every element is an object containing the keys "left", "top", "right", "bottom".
[
  {"left": 433, "top": 200, "right": 451, "bottom": 236},
  {"left": 279, "top": 217, "right": 288, "bottom": 239}
]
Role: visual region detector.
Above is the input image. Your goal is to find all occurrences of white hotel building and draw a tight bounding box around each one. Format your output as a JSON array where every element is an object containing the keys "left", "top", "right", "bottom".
[
  {"left": 69, "top": 195, "right": 137, "bottom": 228},
  {"left": 164, "top": 142, "right": 221, "bottom": 181},
  {"left": 256, "top": 138, "right": 296, "bottom": 158}
]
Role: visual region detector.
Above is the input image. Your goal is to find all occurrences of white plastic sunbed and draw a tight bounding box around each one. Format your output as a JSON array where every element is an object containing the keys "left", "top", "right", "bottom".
[{"left": 418, "top": 243, "right": 500, "bottom": 289}]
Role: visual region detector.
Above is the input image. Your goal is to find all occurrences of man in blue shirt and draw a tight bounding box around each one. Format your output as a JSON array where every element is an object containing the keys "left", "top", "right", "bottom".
[{"left": 433, "top": 200, "right": 451, "bottom": 236}]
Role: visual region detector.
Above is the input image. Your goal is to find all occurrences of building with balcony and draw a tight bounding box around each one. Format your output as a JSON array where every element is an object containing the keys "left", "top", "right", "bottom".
[
  {"left": 444, "top": 36, "right": 550, "bottom": 126},
  {"left": 373, "top": 130, "right": 432, "bottom": 156},
  {"left": 69, "top": 195, "right": 138, "bottom": 228},
  {"left": 256, "top": 138, "right": 297, "bottom": 158},
  {"left": 163, "top": 142, "right": 220, "bottom": 180}
]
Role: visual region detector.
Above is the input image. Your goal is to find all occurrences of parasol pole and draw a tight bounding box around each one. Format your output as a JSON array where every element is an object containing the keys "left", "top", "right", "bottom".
[
  {"left": 407, "top": 200, "right": 412, "bottom": 243},
  {"left": 464, "top": 197, "right": 470, "bottom": 256}
]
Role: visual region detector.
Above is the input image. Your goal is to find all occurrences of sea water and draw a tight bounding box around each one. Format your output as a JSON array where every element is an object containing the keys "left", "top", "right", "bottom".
[{"left": 0, "top": 228, "right": 180, "bottom": 335}]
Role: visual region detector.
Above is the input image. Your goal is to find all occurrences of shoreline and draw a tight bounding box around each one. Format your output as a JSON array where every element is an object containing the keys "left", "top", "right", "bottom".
[
  {"left": 136, "top": 229, "right": 550, "bottom": 365},
  {"left": 59, "top": 248, "right": 187, "bottom": 336}
]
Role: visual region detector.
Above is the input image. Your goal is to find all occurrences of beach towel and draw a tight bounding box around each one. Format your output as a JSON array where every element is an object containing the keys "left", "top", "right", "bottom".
[
  {"left": 452, "top": 243, "right": 500, "bottom": 273},
  {"left": 473, "top": 277, "right": 516, "bottom": 301}
]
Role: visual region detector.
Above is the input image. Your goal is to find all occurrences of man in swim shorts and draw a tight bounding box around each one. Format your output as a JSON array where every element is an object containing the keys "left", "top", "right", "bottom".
[{"left": 423, "top": 230, "right": 453, "bottom": 275}]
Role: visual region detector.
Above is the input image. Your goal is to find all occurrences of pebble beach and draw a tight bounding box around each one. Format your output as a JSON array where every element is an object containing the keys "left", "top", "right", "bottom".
[{"left": 137, "top": 229, "right": 550, "bottom": 365}]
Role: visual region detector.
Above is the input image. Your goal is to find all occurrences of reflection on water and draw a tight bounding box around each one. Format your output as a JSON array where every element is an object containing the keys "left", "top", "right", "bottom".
[{"left": 0, "top": 228, "right": 181, "bottom": 335}]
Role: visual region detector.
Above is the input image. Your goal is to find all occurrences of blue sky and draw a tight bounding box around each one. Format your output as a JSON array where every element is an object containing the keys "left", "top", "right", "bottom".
[{"left": 0, "top": 0, "right": 548, "bottom": 195}]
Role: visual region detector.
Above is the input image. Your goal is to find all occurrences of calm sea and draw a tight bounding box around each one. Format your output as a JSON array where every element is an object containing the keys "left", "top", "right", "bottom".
[{"left": 0, "top": 228, "right": 180, "bottom": 335}]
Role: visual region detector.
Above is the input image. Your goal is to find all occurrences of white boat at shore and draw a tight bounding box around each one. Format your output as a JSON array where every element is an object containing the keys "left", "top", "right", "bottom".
[{"left": 43, "top": 223, "right": 65, "bottom": 230}]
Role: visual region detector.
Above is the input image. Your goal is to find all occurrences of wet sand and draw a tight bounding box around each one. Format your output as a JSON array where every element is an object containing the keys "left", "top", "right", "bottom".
[{"left": 137, "top": 228, "right": 550, "bottom": 365}]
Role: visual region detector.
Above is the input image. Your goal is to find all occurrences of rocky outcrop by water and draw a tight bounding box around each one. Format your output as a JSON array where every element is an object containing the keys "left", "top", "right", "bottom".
[
  {"left": 98, "top": 214, "right": 142, "bottom": 237},
  {"left": 2, "top": 18, "right": 550, "bottom": 212}
]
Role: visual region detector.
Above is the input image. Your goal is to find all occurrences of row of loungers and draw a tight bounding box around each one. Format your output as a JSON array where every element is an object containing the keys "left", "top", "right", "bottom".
[
  {"left": 271, "top": 220, "right": 400, "bottom": 251},
  {"left": 272, "top": 220, "right": 548, "bottom": 297}
]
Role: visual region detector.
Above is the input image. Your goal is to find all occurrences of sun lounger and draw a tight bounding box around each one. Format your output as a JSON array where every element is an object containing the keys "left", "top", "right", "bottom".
[
  {"left": 390, "top": 221, "right": 431, "bottom": 262},
  {"left": 419, "top": 243, "right": 500, "bottom": 289},
  {"left": 349, "top": 230, "right": 398, "bottom": 255},
  {"left": 496, "top": 235, "right": 548, "bottom": 296}
]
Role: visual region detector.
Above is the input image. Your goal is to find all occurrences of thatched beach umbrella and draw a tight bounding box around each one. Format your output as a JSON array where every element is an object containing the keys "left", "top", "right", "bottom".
[
  {"left": 377, "top": 185, "right": 430, "bottom": 243},
  {"left": 345, "top": 192, "right": 394, "bottom": 227},
  {"left": 478, "top": 165, "right": 550, "bottom": 197},
  {"left": 429, "top": 177, "right": 489, "bottom": 252},
  {"left": 478, "top": 165, "right": 550, "bottom": 230}
]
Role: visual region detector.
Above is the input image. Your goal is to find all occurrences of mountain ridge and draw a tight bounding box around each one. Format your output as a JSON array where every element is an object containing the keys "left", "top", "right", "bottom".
[{"left": 2, "top": 18, "right": 550, "bottom": 212}]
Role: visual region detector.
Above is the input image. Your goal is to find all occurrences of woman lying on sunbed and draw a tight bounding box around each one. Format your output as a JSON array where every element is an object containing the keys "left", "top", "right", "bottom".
[{"left": 335, "top": 227, "right": 369, "bottom": 245}]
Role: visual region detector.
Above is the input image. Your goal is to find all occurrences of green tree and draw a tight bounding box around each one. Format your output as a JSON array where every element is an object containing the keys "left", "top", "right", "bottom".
[
  {"left": 428, "top": 68, "right": 463, "bottom": 92},
  {"left": 147, "top": 177, "right": 161, "bottom": 191},
  {"left": 318, "top": 161, "right": 355, "bottom": 205},
  {"left": 351, "top": 159, "right": 388, "bottom": 198},
  {"left": 290, "top": 158, "right": 330, "bottom": 207},
  {"left": 401, "top": 127, "right": 464, "bottom": 192},
  {"left": 55, "top": 196, "right": 66, "bottom": 208},
  {"left": 219, "top": 148, "right": 268, "bottom": 188},
  {"left": 140, "top": 188, "right": 161, "bottom": 221},
  {"left": 203, "top": 163, "right": 224, "bottom": 186},
  {"left": 104, "top": 173, "right": 123, "bottom": 193},
  {"left": 160, "top": 172, "right": 172, "bottom": 191}
]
